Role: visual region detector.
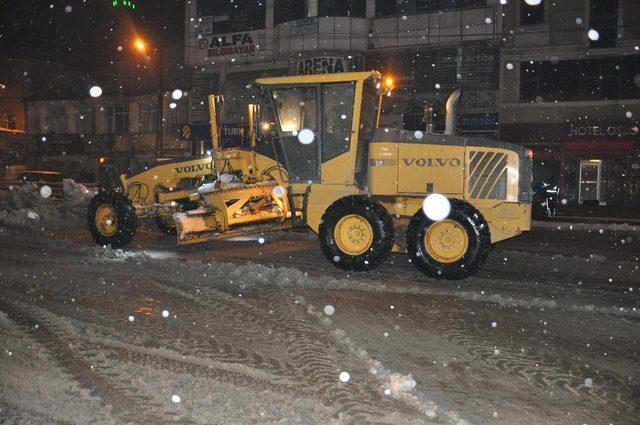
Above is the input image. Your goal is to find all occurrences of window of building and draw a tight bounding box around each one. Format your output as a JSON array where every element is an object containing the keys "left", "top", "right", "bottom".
[
  {"left": 519, "top": 56, "right": 640, "bottom": 102},
  {"left": 375, "top": 0, "right": 486, "bottom": 17},
  {"left": 520, "top": 0, "right": 544, "bottom": 25},
  {"left": 75, "top": 106, "right": 94, "bottom": 135},
  {"left": 275, "top": 0, "right": 365, "bottom": 24},
  {"left": 47, "top": 105, "right": 67, "bottom": 133},
  {"left": 589, "top": 0, "right": 618, "bottom": 48},
  {"left": 137, "top": 101, "right": 158, "bottom": 134},
  {"left": 197, "top": 0, "right": 266, "bottom": 33},
  {"left": 166, "top": 103, "right": 188, "bottom": 138},
  {"left": 106, "top": 105, "right": 129, "bottom": 135}
]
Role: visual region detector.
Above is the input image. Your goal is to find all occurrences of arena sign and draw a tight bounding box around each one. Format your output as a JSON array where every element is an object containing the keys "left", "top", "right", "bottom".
[{"left": 294, "top": 57, "right": 348, "bottom": 75}]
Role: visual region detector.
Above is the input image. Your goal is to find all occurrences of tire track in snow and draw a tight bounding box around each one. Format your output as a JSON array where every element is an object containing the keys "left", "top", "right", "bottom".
[{"left": 0, "top": 299, "right": 181, "bottom": 425}]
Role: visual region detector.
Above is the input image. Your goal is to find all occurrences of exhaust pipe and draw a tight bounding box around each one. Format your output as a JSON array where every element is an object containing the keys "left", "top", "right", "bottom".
[{"left": 444, "top": 88, "right": 462, "bottom": 135}]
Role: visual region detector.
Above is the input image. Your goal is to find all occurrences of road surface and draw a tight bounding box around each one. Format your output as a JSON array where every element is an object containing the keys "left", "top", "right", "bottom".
[{"left": 0, "top": 222, "right": 638, "bottom": 424}]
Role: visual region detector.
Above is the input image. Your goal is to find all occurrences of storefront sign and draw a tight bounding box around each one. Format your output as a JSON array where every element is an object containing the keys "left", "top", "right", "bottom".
[
  {"left": 181, "top": 123, "right": 212, "bottom": 141},
  {"left": 196, "top": 16, "right": 213, "bottom": 36},
  {"left": 502, "top": 122, "right": 639, "bottom": 142},
  {"left": 569, "top": 124, "right": 638, "bottom": 138},
  {"left": 289, "top": 17, "right": 318, "bottom": 36},
  {"left": 460, "top": 113, "right": 498, "bottom": 131},
  {"left": 206, "top": 33, "right": 256, "bottom": 57},
  {"left": 294, "top": 57, "right": 348, "bottom": 75},
  {"left": 221, "top": 123, "right": 247, "bottom": 148}
]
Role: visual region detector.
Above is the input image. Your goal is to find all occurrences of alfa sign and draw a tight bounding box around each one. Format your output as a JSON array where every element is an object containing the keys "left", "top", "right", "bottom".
[
  {"left": 295, "top": 57, "right": 348, "bottom": 75},
  {"left": 207, "top": 33, "right": 256, "bottom": 57}
]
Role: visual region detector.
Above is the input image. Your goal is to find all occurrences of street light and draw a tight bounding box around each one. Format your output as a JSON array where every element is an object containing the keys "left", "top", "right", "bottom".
[{"left": 134, "top": 38, "right": 146, "bottom": 54}]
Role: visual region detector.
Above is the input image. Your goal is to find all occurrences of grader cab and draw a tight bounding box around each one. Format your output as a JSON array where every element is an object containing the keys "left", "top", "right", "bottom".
[{"left": 89, "top": 71, "right": 532, "bottom": 279}]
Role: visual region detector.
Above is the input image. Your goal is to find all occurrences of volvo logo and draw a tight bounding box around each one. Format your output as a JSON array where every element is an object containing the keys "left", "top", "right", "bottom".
[
  {"left": 174, "top": 162, "right": 213, "bottom": 174},
  {"left": 402, "top": 158, "right": 462, "bottom": 167}
]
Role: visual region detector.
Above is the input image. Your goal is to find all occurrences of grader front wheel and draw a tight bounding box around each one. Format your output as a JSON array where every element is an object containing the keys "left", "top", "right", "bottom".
[
  {"left": 87, "top": 191, "right": 137, "bottom": 247},
  {"left": 407, "top": 200, "right": 490, "bottom": 280},
  {"left": 319, "top": 196, "right": 394, "bottom": 272}
]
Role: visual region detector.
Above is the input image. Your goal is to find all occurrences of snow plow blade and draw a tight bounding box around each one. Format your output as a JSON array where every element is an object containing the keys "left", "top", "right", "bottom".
[{"left": 174, "top": 208, "right": 221, "bottom": 245}]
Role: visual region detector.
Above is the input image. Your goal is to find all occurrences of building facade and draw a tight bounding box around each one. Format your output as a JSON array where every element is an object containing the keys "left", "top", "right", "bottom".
[
  {"left": 500, "top": 0, "right": 640, "bottom": 207},
  {"left": 181, "top": 0, "right": 640, "bottom": 208},
  {"left": 182, "top": 0, "right": 506, "bottom": 146},
  {"left": 24, "top": 79, "right": 191, "bottom": 180}
]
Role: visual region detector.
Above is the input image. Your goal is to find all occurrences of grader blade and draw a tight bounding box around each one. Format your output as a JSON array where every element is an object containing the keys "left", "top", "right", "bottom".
[{"left": 174, "top": 208, "right": 221, "bottom": 245}]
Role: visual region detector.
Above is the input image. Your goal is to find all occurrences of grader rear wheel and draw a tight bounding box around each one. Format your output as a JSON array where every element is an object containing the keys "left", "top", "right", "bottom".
[
  {"left": 319, "top": 196, "right": 394, "bottom": 272},
  {"left": 87, "top": 191, "right": 137, "bottom": 247},
  {"left": 407, "top": 199, "right": 490, "bottom": 280}
]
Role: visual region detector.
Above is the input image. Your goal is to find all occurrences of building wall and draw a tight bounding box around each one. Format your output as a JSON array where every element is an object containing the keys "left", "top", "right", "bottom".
[
  {"left": 25, "top": 94, "right": 173, "bottom": 180},
  {"left": 182, "top": 0, "right": 504, "bottom": 143},
  {"left": 500, "top": 0, "right": 640, "bottom": 207}
]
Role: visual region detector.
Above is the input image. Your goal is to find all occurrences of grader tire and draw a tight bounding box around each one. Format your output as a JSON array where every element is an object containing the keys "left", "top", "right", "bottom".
[
  {"left": 87, "top": 191, "right": 137, "bottom": 248},
  {"left": 406, "top": 199, "right": 490, "bottom": 280},
  {"left": 319, "top": 196, "right": 394, "bottom": 272}
]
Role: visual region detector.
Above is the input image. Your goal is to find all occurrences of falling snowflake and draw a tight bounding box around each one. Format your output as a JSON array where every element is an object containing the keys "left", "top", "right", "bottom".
[
  {"left": 422, "top": 194, "right": 451, "bottom": 221},
  {"left": 128, "top": 315, "right": 135, "bottom": 322},
  {"left": 297, "top": 129, "right": 315, "bottom": 145},
  {"left": 162, "top": 310, "right": 169, "bottom": 318},
  {"left": 89, "top": 86, "right": 102, "bottom": 98},
  {"left": 171, "top": 394, "right": 181, "bottom": 403},
  {"left": 40, "top": 185, "right": 52, "bottom": 199},
  {"left": 339, "top": 371, "right": 350, "bottom": 382},
  {"left": 323, "top": 305, "right": 335, "bottom": 316}
]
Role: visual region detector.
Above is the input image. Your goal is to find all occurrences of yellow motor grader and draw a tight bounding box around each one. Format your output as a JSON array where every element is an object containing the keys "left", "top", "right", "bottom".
[{"left": 88, "top": 71, "right": 532, "bottom": 279}]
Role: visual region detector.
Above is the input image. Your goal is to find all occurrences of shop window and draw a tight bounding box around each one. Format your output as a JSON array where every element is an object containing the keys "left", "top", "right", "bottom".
[
  {"left": 106, "top": 105, "right": 129, "bottom": 135},
  {"left": 47, "top": 105, "right": 67, "bottom": 133},
  {"left": 197, "top": 0, "right": 266, "bottom": 32},
  {"left": 520, "top": 0, "right": 544, "bottom": 25},
  {"left": 75, "top": 106, "right": 94, "bottom": 135},
  {"left": 589, "top": 0, "right": 618, "bottom": 48}
]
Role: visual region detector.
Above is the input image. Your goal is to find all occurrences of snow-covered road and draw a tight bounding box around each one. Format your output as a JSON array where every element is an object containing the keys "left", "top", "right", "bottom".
[{"left": 0, "top": 223, "right": 638, "bottom": 424}]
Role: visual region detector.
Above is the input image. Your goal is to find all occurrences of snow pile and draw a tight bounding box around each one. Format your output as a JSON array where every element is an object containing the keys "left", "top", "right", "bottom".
[{"left": 0, "top": 179, "right": 93, "bottom": 231}]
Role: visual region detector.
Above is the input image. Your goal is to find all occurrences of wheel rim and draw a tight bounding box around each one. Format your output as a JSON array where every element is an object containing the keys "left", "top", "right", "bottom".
[
  {"left": 334, "top": 214, "right": 374, "bottom": 256},
  {"left": 95, "top": 205, "right": 117, "bottom": 237},
  {"left": 423, "top": 219, "right": 469, "bottom": 263}
]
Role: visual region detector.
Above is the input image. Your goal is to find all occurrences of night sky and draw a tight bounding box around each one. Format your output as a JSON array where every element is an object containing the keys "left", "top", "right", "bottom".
[{"left": 0, "top": 0, "right": 184, "bottom": 67}]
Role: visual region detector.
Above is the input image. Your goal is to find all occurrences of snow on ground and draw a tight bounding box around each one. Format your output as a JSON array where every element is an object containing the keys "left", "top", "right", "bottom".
[
  {"left": 0, "top": 309, "right": 116, "bottom": 424},
  {"left": 0, "top": 195, "right": 638, "bottom": 423},
  {"left": 0, "top": 180, "right": 93, "bottom": 231},
  {"left": 534, "top": 220, "right": 640, "bottom": 233}
]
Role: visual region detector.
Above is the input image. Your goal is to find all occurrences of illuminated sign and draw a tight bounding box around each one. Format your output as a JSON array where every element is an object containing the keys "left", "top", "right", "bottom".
[
  {"left": 206, "top": 33, "right": 256, "bottom": 58},
  {"left": 112, "top": 0, "right": 137, "bottom": 10}
]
